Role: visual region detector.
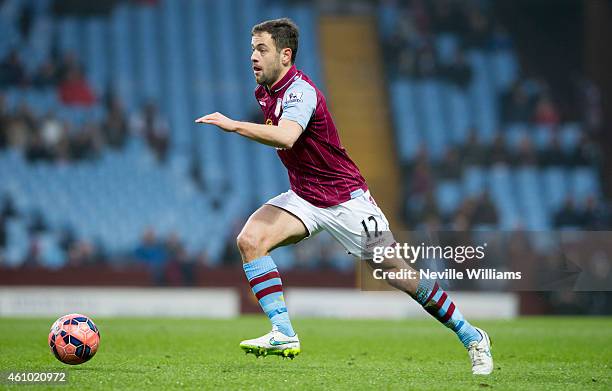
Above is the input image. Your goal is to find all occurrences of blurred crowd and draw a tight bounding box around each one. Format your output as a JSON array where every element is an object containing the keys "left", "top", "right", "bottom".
[
  {"left": 383, "top": 0, "right": 511, "bottom": 84},
  {"left": 0, "top": 48, "right": 170, "bottom": 163},
  {"left": 401, "top": 133, "right": 609, "bottom": 230},
  {"left": 0, "top": 189, "right": 208, "bottom": 285},
  {"left": 0, "top": 0, "right": 610, "bottom": 311},
  {"left": 381, "top": 0, "right": 608, "bottom": 231}
]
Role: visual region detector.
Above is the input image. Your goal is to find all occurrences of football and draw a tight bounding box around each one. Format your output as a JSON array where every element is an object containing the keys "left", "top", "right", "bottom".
[{"left": 48, "top": 314, "right": 100, "bottom": 365}]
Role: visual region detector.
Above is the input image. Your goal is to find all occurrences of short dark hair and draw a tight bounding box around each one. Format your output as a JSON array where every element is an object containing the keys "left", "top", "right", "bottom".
[{"left": 252, "top": 18, "right": 299, "bottom": 64}]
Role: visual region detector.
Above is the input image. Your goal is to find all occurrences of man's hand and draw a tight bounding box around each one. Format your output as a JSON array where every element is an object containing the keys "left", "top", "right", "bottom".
[
  {"left": 195, "top": 113, "right": 303, "bottom": 149},
  {"left": 195, "top": 112, "right": 238, "bottom": 132}
]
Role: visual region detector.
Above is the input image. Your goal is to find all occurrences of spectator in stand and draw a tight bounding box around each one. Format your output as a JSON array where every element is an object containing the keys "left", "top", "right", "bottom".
[
  {"left": 540, "top": 134, "right": 566, "bottom": 167},
  {"left": 40, "top": 112, "right": 63, "bottom": 152},
  {"left": 489, "top": 22, "right": 513, "bottom": 51},
  {"left": 471, "top": 191, "right": 498, "bottom": 226},
  {"left": 0, "top": 49, "right": 27, "bottom": 87},
  {"left": 0, "top": 193, "right": 15, "bottom": 251},
  {"left": 429, "top": 0, "right": 466, "bottom": 34},
  {"left": 53, "top": 121, "right": 71, "bottom": 162},
  {"left": 533, "top": 95, "right": 560, "bottom": 126},
  {"left": 554, "top": 197, "right": 582, "bottom": 228},
  {"left": 102, "top": 95, "right": 129, "bottom": 149},
  {"left": 397, "top": 48, "right": 417, "bottom": 78},
  {"left": 441, "top": 50, "right": 472, "bottom": 89},
  {"left": 0, "top": 95, "right": 8, "bottom": 149},
  {"left": 59, "top": 66, "right": 96, "bottom": 106},
  {"left": 580, "top": 197, "right": 610, "bottom": 230},
  {"left": 417, "top": 190, "right": 440, "bottom": 223},
  {"left": 18, "top": 3, "right": 34, "bottom": 40},
  {"left": 22, "top": 237, "right": 43, "bottom": 267},
  {"left": 7, "top": 102, "right": 36, "bottom": 148},
  {"left": 133, "top": 228, "right": 168, "bottom": 284},
  {"left": 0, "top": 215, "right": 5, "bottom": 250},
  {"left": 464, "top": 6, "right": 491, "bottom": 49},
  {"left": 130, "top": 102, "right": 170, "bottom": 162},
  {"left": 451, "top": 208, "right": 471, "bottom": 231},
  {"left": 569, "top": 134, "right": 598, "bottom": 167},
  {"left": 579, "top": 78, "right": 602, "bottom": 133},
  {"left": 411, "top": 158, "right": 434, "bottom": 197},
  {"left": 502, "top": 82, "right": 532, "bottom": 123},
  {"left": 66, "top": 240, "right": 101, "bottom": 267},
  {"left": 56, "top": 51, "right": 81, "bottom": 82},
  {"left": 414, "top": 45, "right": 438, "bottom": 79},
  {"left": 25, "top": 131, "right": 53, "bottom": 162},
  {"left": 513, "top": 137, "right": 538, "bottom": 166},
  {"left": 436, "top": 147, "right": 462, "bottom": 179},
  {"left": 489, "top": 132, "right": 510, "bottom": 165},
  {"left": 28, "top": 210, "right": 48, "bottom": 234},
  {"left": 58, "top": 225, "right": 76, "bottom": 253},
  {"left": 1, "top": 193, "right": 18, "bottom": 220},
  {"left": 69, "top": 122, "right": 103, "bottom": 161},
  {"left": 163, "top": 233, "right": 196, "bottom": 286},
  {"left": 461, "top": 128, "right": 487, "bottom": 166},
  {"left": 33, "top": 59, "right": 59, "bottom": 88}
]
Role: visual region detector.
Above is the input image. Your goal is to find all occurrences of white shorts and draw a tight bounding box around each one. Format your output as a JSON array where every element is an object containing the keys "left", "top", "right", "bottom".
[{"left": 266, "top": 189, "right": 396, "bottom": 259}]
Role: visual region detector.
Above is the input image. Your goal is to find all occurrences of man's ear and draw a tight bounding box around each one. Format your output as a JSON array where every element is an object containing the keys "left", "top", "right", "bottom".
[{"left": 281, "top": 48, "right": 292, "bottom": 66}]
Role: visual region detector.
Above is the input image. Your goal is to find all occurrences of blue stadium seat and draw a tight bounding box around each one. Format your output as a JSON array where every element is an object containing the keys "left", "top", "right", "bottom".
[
  {"left": 390, "top": 79, "right": 421, "bottom": 161},
  {"left": 515, "top": 167, "right": 549, "bottom": 229},
  {"left": 436, "top": 180, "right": 462, "bottom": 215},
  {"left": 533, "top": 125, "right": 553, "bottom": 150},
  {"left": 436, "top": 34, "right": 459, "bottom": 65},
  {"left": 415, "top": 80, "right": 447, "bottom": 159},
  {"left": 505, "top": 123, "right": 528, "bottom": 151},
  {"left": 542, "top": 166, "right": 568, "bottom": 213},
  {"left": 487, "top": 166, "right": 521, "bottom": 229},
  {"left": 444, "top": 85, "right": 471, "bottom": 144},
  {"left": 571, "top": 167, "right": 600, "bottom": 202},
  {"left": 559, "top": 123, "right": 581, "bottom": 152},
  {"left": 490, "top": 50, "right": 518, "bottom": 91},
  {"left": 463, "top": 166, "right": 486, "bottom": 196}
]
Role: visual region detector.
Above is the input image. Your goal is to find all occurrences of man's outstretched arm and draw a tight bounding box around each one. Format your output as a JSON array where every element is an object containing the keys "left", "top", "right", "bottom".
[{"left": 195, "top": 112, "right": 302, "bottom": 149}]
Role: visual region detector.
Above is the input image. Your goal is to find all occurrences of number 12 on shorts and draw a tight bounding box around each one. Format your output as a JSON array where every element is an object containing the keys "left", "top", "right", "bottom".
[{"left": 361, "top": 216, "right": 381, "bottom": 238}]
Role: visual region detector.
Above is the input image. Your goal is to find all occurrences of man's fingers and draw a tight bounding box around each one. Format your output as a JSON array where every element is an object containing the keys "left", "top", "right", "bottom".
[{"left": 195, "top": 114, "right": 216, "bottom": 123}]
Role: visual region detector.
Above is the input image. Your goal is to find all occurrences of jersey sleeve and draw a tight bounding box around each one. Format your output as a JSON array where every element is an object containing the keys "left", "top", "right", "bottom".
[{"left": 280, "top": 79, "right": 317, "bottom": 130}]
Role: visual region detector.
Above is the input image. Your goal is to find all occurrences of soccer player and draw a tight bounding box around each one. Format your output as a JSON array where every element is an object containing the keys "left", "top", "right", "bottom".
[{"left": 195, "top": 18, "right": 493, "bottom": 375}]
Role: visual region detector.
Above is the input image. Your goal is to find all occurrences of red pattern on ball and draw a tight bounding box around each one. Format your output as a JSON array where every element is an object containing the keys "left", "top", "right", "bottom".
[{"left": 48, "top": 313, "right": 100, "bottom": 365}]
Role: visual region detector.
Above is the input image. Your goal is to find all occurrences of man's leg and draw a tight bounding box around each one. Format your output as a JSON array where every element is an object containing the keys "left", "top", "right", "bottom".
[
  {"left": 237, "top": 205, "right": 307, "bottom": 340},
  {"left": 365, "top": 257, "right": 493, "bottom": 374},
  {"left": 365, "top": 257, "right": 481, "bottom": 345}
]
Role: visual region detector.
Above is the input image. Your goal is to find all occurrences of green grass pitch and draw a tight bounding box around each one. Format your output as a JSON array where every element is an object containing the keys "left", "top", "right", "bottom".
[{"left": 0, "top": 316, "right": 610, "bottom": 390}]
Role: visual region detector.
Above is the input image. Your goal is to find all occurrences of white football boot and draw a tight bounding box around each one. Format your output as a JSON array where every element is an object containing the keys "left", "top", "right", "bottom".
[
  {"left": 468, "top": 327, "right": 494, "bottom": 375},
  {"left": 240, "top": 327, "right": 300, "bottom": 359}
]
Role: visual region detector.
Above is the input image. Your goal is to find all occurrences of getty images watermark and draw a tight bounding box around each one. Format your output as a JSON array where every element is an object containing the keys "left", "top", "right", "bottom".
[
  {"left": 370, "top": 242, "right": 522, "bottom": 281},
  {"left": 361, "top": 230, "right": 612, "bottom": 292}
]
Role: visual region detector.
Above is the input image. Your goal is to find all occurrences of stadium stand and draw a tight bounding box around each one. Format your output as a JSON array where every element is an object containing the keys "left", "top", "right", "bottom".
[
  {"left": 379, "top": 0, "right": 608, "bottom": 231},
  {"left": 0, "top": 0, "right": 341, "bottom": 272},
  {"left": 0, "top": 0, "right": 609, "bottom": 287}
]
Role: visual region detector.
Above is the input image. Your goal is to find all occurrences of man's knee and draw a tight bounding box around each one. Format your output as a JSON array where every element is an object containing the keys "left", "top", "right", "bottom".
[{"left": 236, "top": 229, "right": 266, "bottom": 261}]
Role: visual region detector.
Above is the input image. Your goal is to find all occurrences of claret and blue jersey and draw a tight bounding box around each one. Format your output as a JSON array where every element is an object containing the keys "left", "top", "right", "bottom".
[{"left": 254, "top": 65, "right": 368, "bottom": 208}]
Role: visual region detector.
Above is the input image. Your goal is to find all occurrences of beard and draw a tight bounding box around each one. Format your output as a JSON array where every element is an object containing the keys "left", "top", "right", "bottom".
[{"left": 257, "top": 62, "right": 282, "bottom": 87}]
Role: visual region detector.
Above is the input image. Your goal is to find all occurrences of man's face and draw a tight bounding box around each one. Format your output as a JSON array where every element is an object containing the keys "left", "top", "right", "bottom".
[{"left": 251, "top": 32, "right": 283, "bottom": 86}]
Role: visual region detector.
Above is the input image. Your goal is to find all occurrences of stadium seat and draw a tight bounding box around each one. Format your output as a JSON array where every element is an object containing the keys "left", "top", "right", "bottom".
[
  {"left": 389, "top": 79, "right": 421, "bottom": 161},
  {"left": 463, "top": 166, "right": 487, "bottom": 197},
  {"left": 436, "top": 34, "right": 459, "bottom": 66},
  {"left": 559, "top": 123, "right": 581, "bottom": 152},
  {"left": 572, "top": 167, "right": 600, "bottom": 202},
  {"left": 505, "top": 123, "right": 529, "bottom": 151},
  {"left": 436, "top": 180, "right": 463, "bottom": 215},
  {"left": 542, "top": 166, "right": 568, "bottom": 213}
]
